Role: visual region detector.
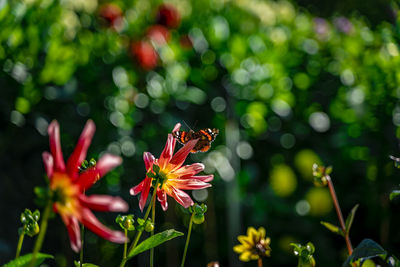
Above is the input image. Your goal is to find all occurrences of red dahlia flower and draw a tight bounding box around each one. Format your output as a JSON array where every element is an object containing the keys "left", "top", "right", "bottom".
[
  {"left": 130, "top": 40, "right": 158, "bottom": 70},
  {"left": 42, "top": 120, "right": 128, "bottom": 252},
  {"left": 130, "top": 123, "right": 213, "bottom": 211},
  {"left": 156, "top": 4, "right": 180, "bottom": 29}
]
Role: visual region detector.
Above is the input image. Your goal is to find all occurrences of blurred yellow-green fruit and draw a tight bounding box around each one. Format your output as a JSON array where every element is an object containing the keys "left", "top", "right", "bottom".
[
  {"left": 294, "top": 149, "right": 322, "bottom": 181},
  {"left": 270, "top": 164, "right": 297, "bottom": 197},
  {"left": 305, "top": 188, "right": 333, "bottom": 216}
]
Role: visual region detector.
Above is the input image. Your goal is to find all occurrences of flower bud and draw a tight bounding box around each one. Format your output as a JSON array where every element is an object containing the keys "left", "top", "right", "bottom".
[
  {"left": 193, "top": 213, "right": 205, "bottom": 224},
  {"left": 144, "top": 219, "right": 154, "bottom": 232}
]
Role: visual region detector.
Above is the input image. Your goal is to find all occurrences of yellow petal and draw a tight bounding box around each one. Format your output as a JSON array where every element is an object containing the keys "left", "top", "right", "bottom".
[
  {"left": 250, "top": 254, "right": 259, "bottom": 260},
  {"left": 247, "top": 227, "right": 259, "bottom": 243},
  {"left": 258, "top": 227, "right": 266, "bottom": 239},
  {"left": 238, "top": 235, "right": 253, "bottom": 248},
  {"left": 233, "top": 245, "right": 246, "bottom": 253},
  {"left": 239, "top": 251, "right": 252, "bottom": 262}
]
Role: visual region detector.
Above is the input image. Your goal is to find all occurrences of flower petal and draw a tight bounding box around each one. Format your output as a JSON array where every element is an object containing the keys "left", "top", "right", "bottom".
[
  {"left": 158, "top": 134, "right": 176, "bottom": 170},
  {"left": 190, "top": 175, "right": 214, "bottom": 182},
  {"left": 167, "top": 179, "right": 212, "bottom": 190},
  {"left": 79, "top": 195, "right": 128, "bottom": 212},
  {"left": 139, "top": 177, "right": 152, "bottom": 211},
  {"left": 42, "top": 152, "right": 54, "bottom": 179},
  {"left": 77, "top": 154, "right": 122, "bottom": 191},
  {"left": 143, "top": 152, "right": 155, "bottom": 171},
  {"left": 168, "top": 187, "right": 194, "bottom": 208},
  {"left": 156, "top": 189, "right": 168, "bottom": 211},
  {"left": 60, "top": 215, "right": 81, "bottom": 253},
  {"left": 67, "top": 120, "right": 96, "bottom": 179},
  {"left": 172, "top": 123, "right": 181, "bottom": 133},
  {"left": 80, "top": 207, "right": 127, "bottom": 244},
  {"left": 48, "top": 120, "right": 66, "bottom": 172},
  {"left": 172, "top": 163, "right": 205, "bottom": 178},
  {"left": 130, "top": 179, "right": 145, "bottom": 196},
  {"left": 169, "top": 139, "right": 198, "bottom": 169}
]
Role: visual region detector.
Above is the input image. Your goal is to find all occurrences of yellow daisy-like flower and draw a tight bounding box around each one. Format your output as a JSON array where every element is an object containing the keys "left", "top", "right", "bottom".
[{"left": 233, "top": 227, "right": 272, "bottom": 262}]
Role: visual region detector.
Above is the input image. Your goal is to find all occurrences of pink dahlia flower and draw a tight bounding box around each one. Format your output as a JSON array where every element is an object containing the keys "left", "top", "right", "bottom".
[
  {"left": 130, "top": 123, "right": 213, "bottom": 211},
  {"left": 42, "top": 120, "right": 128, "bottom": 252}
]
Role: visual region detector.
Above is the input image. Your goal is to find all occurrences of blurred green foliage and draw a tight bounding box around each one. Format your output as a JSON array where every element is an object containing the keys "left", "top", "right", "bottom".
[{"left": 1, "top": 0, "right": 400, "bottom": 266}]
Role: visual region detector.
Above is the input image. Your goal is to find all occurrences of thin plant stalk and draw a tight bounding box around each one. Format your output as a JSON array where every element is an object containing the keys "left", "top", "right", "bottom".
[
  {"left": 79, "top": 225, "right": 84, "bottom": 266},
  {"left": 29, "top": 199, "right": 52, "bottom": 267},
  {"left": 326, "top": 175, "right": 353, "bottom": 255},
  {"left": 15, "top": 232, "right": 25, "bottom": 258},
  {"left": 123, "top": 229, "right": 128, "bottom": 259},
  {"left": 180, "top": 213, "right": 194, "bottom": 267},
  {"left": 150, "top": 197, "right": 156, "bottom": 267},
  {"left": 258, "top": 258, "right": 263, "bottom": 267},
  {"left": 119, "top": 189, "right": 157, "bottom": 267}
]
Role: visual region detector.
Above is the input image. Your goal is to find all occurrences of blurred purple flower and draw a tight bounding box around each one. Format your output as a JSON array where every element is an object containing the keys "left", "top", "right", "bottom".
[
  {"left": 313, "top": 18, "right": 330, "bottom": 39},
  {"left": 334, "top": 16, "right": 354, "bottom": 34}
]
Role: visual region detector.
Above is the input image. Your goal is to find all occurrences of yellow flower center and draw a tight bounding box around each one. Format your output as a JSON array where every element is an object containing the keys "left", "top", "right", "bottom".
[{"left": 50, "top": 173, "right": 80, "bottom": 217}]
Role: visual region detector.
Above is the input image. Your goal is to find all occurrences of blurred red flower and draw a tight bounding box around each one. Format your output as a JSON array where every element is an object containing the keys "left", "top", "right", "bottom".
[
  {"left": 146, "top": 25, "right": 170, "bottom": 45},
  {"left": 42, "top": 120, "right": 128, "bottom": 252},
  {"left": 130, "top": 123, "right": 213, "bottom": 211},
  {"left": 99, "top": 3, "right": 123, "bottom": 30},
  {"left": 156, "top": 4, "right": 180, "bottom": 28},
  {"left": 130, "top": 41, "right": 158, "bottom": 70}
]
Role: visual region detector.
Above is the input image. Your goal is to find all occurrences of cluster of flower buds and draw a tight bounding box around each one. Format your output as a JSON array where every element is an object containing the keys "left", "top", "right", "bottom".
[
  {"left": 312, "top": 163, "right": 332, "bottom": 186},
  {"left": 19, "top": 209, "right": 40, "bottom": 237},
  {"left": 78, "top": 158, "right": 97, "bottom": 173},
  {"left": 290, "top": 242, "right": 316, "bottom": 267},
  {"left": 116, "top": 214, "right": 154, "bottom": 233},
  {"left": 189, "top": 203, "right": 207, "bottom": 224}
]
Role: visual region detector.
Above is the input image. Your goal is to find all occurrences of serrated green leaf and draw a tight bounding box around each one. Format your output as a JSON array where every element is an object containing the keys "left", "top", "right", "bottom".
[
  {"left": 320, "top": 221, "right": 344, "bottom": 236},
  {"left": 3, "top": 253, "right": 53, "bottom": 267},
  {"left": 390, "top": 190, "right": 400, "bottom": 201},
  {"left": 342, "top": 239, "right": 388, "bottom": 267},
  {"left": 345, "top": 204, "right": 359, "bottom": 234},
  {"left": 127, "top": 229, "right": 183, "bottom": 259}
]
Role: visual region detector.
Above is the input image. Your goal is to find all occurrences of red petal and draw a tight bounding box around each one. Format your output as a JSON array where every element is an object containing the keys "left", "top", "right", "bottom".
[
  {"left": 77, "top": 154, "right": 122, "bottom": 191},
  {"left": 157, "top": 189, "right": 168, "bottom": 211},
  {"left": 169, "top": 187, "right": 194, "bottom": 208},
  {"left": 139, "top": 177, "right": 152, "bottom": 212},
  {"left": 79, "top": 195, "right": 128, "bottom": 212},
  {"left": 60, "top": 215, "right": 81, "bottom": 253},
  {"left": 158, "top": 134, "right": 176, "bottom": 170},
  {"left": 173, "top": 163, "right": 205, "bottom": 178},
  {"left": 168, "top": 179, "right": 212, "bottom": 190},
  {"left": 130, "top": 179, "right": 145, "bottom": 196},
  {"left": 191, "top": 175, "right": 214, "bottom": 182},
  {"left": 67, "top": 120, "right": 95, "bottom": 179},
  {"left": 80, "top": 207, "right": 127, "bottom": 243},
  {"left": 48, "top": 120, "right": 66, "bottom": 172},
  {"left": 169, "top": 139, "right": 198, "bottom": 169},
  {"left": 172, "top": 123, "right": 181, "bottom": 133},
  {"left": 42, "top": 152, "right": 54, "bottom": 179},
  {"left": 143, "top": 152, "right": 155, "bottom": 171}
]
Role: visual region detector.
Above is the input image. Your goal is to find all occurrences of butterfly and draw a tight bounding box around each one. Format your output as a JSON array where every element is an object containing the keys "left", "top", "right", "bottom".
[{"left": 173, "top": 128, "right": 219, "bottom": 153}]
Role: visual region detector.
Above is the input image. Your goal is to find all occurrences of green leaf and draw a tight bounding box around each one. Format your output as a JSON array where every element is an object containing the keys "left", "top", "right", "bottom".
[
  {"left": 74, "top": 261, "right": 99, "bottom": 267},
  {"left": 4, "top": 253, "right": 53, "bottom": 267},
  {"left": 320, "top": 221, "right": 344, "bottom": 236},
  {"left": 345, "top": 204, "right": 359, "bottom": 234},
  {"left": 342, "top": 239, "right": 393, "bottom": 267},
  {"left": 390, "top": 190, "right": 400, "bottom": 201},
  {"left": 127, "top": 229, "right": 183, "bottom": 259}
]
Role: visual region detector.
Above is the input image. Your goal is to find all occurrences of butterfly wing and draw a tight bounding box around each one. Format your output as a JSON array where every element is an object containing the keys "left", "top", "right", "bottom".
[{"left": 173, "top": 130, "right": 193, "bottom": 145}]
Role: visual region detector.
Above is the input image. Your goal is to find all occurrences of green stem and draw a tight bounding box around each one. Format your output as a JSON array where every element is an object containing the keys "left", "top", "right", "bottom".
[
  {"left": 326, "top": 176, "right": 353, "bottom": 255},
  {"left": 15, "top": 232, "right": 25, "bottom": 258},
  {"left": 123, "top": 229, "right": 128, "bottom": 259},
  {"left": 29, "top": 199, "right": 52, "bottom": 267},
  {"left": 180, "top": 213, "right": 194, "bottom": 267},
  {"left": 79, "top": 225, "right": 84, "bottom": 266},
  {"left": 119, "top": 189, "right": 157, "bottom": 267},
  {"left": 150, "top": 198, "right": 156, "bottom": 267}
]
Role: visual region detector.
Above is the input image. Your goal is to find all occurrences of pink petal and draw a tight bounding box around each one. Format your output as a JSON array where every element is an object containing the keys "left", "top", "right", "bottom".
[
  {"left": 80, "top": 207, "right": 127, "bottom": 244},
  {"left": 79, "top": 195, "right": 128, "bottom": 212},
  {"left": 48, "top": 120, "right": 66, "bottom": 172},
  {"left": 158, "top": 134, "right": 176, "bottom": 170},
  {"left": 168, "top": 179, "right": 212, "bottom": 190},
  {"left": 67, "top": 120, "right": 96, "bottom": 179},
  {"left": 130, "top": 179, "right": 145, "bottom": 196},
  {"left": 157, "top": 189, "right": 168, "bottom": 211},
  {"left": 139, "top": 177, "right": 152, "bottom": 212},
  {"left": 173, "top": 163, "right": 205, "bottom": 178},
  {"left": 169, "top": 139, "right": 198, "bottom": 169},
  {"left": 172, "top": 123, "right": 181, "bottom": 133},
  {"left": 77, "top": 154, "right": 122, "bottom": 191},
  {"left": 60, "top": 215, "right": 81, "bottom": 253},
  {"left": 143, "top": 152, "right": 155, "bottom": 171},
  {"left": 191, "top": 175, "right": 214, "bottom": 182},
  {"left": 42, "top": 152, "right": 54, "bottom": 179},
  {"left": 169, "top": 187, "right": 194, "bottom": 208}
]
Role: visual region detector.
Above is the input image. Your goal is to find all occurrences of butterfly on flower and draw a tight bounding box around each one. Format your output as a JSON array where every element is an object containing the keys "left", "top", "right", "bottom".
[{"left": 173, "top": 128, "right": 219, "bottom": 153}]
